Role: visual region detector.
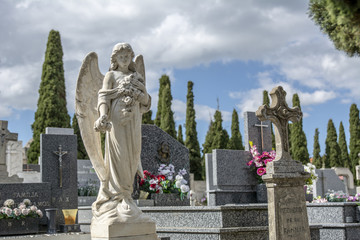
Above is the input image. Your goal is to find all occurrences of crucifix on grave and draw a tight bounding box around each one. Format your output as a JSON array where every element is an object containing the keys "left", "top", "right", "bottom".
[
  {"left": 256, "top": 86, "right": 311, "bottom": 240},
  {"left": 53, "top": 145, "right": 68, "bottom": 188},
  {"left": 0, "top": 121, "right": 18, "bottom": 169},
  {"left": 254, "top": 121, "right": 269, "bottom": 152}
]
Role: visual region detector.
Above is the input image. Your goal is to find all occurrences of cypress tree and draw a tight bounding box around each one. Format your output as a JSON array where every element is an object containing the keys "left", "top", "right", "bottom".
[
  {"left": 155, "top": 75, "right": 170, "bottom": 127},
  {"left": 202, "top": 120, "right": 215, "bottom": 156},
  {"left": 142, "top": 110, "right": 154, "bottom": 124},
  {"left": 211, "top": 110, "right": 229, "bottom": 150},
  {"left": 177, "top": 124, "right": 184, "bottom": 145},
  {"left": 159, "top": 84, "right": 176, "bottom": 138},
  {"left": 325, "top": 119, "right": 341, "bottom": 167},
  {"left": 227, "top": 109, "right": 244, "bottom": 150},
  {"left": 27, "top": 30, "right": 70, "bottom": 163},
  {"left": 349, "top": 104, "right": 360, "bottom": 177},
  {"left": 185, "top": 81, "right": 202, "bottom": 180},
  {"left": 72, "top": 114, "right": 88, "bottom": 159},
  {"left": 312, "top": 128, "right": 322, "bottom": 169},
  {"left": 263, "top": 90, "right": 275, "bottom": 149},
  {"left": 290, "top": 94, "right": 309, "bottom": 164},
  {"left": 338, "top": 121, "right": 350, "bottom": 168}
]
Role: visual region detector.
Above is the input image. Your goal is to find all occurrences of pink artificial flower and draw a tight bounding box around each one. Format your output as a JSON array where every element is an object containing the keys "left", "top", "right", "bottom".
[
  {"left": 246, "top": 160, "right": 253, "bottom": 166},
  {"left": 257, "top": 167, "right": 266, "bottom": 176}
]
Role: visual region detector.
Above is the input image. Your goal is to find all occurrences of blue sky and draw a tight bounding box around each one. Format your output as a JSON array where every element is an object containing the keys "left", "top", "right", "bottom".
[{"left": 1, "top": 0, "right": 359, "bottom": 157}]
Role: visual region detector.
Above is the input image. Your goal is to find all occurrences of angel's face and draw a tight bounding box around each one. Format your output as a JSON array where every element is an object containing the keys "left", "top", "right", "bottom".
[{"left": 116, "top": 50, "right": 132, "bottom": 70}]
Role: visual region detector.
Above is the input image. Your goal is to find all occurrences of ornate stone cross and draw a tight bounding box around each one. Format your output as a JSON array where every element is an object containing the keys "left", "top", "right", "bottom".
[
  {"left": 53, "top": 145, "right": 68, "bottom": 188},
  {"left": 254, "top": 121, "right": 269, "bottom": 151},
  {"left": 256, "top": 86, "right": 302, "bottom": 161},
  {"left": 0, "top": 121, "right": 18, "bottom": 167}
]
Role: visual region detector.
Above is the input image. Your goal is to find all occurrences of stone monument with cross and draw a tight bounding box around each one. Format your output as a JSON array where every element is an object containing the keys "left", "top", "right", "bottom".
[
  {"left": 0, "top": 120, "right": 23, "bottom": 183},
  {"left": 256, "top": 86, "right": 311, "bottom": 240}
]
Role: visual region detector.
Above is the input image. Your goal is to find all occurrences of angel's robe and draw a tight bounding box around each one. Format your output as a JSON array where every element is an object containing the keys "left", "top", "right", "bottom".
[{"left": 98, "top": 71, "right": 151, "bottom": 205}]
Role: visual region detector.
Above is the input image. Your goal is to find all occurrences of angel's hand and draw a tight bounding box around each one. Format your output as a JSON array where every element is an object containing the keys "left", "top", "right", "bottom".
[{"left": 94, "top": 115, "right": 112, "bottom": 132}]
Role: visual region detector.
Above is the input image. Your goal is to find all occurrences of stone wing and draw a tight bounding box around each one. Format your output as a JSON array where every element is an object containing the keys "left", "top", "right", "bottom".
[
  {"left": 135, "top": 55, "right": 146, "bottom": 85},
  {"left": 75, "top": 52, "right": 107, "bottom": 182}
]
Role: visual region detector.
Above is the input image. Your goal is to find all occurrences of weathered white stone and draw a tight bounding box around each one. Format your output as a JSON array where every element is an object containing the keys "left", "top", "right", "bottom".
[
  {"left": 256, "top": 86, "right": 310, "bottom": 240},
  {"left": 76, "top": 43, "right": 158, "bottom": 239},
  {"left": 6, "top": 140, "right": 23, "bottom": 177}
]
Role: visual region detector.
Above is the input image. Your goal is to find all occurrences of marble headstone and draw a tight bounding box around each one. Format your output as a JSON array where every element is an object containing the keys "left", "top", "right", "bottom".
[{"left": 313, "top": 169, "right": 346, "bottom": 197}]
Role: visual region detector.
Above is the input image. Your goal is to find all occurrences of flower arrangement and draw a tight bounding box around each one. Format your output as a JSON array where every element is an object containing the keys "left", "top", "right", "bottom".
[
  {"left": 0, "top": 199, "right": 43, "bottom": 220},
  {"left": 246, "top": 142, "right": 275, "bottom": 184},
  {"left": 78, "top": 179, "right": 99, "bottom": 196},
  {"left": 325, "top": 190, "right": 348, "bottom": 202},
  {"left": 304, "top": 163, "right": 318, "bottom": 185},
  {"left": 140, "top": 164, "right": 190, "bottom": 200}
]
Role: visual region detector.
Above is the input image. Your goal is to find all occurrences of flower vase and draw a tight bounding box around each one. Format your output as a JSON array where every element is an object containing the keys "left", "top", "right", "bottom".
[{"left": 256, "top": 183, "right": 268, "bottom": 203}]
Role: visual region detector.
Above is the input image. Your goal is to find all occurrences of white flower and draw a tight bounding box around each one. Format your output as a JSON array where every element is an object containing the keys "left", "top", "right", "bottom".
[
  {"left": 22, "top": 199, "right": 31, "bottom": 206},
  {"left": 178, "top": 168, "right": 187, "bottom": 176},
  {"left": 175, "top": 181, "right": 182, "bottom": 189},
  {"left": 21, "top": 208, "right": 29, "bottom": 216},
  {"left": 36, "top": 210, "right": 43, "bottom": 218},
  {"left": 167, "top": 175, "right": 173, "bottom": 181},
  {"left": 180, "top": 185, "right": 190, "bottom": 193},
  {"left": 176, "top": 175, "right": 184, "bottom": 182},
  {"left": 4, "top": 199, "right": 14, "bottom": 208},
  {"left": 149, "top": 179, "right": 158, "bottom": 185},
  {"left": 18, "top": 203, "right": 26, "bottom": 210},
  {"left": 14, "top": 208, "right": 21, "bottom": 216},
  {"left": 5, "top": 207, "right": 12, "bottom": 217},
  {"left": 30, "top": 205, "right": 37, "bottom": 212},
  {"left": 159, "top": 169, "right": 170, "bottom": 175}
]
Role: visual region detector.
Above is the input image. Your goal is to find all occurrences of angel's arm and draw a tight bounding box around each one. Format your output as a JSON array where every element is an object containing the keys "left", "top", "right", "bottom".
[{"left": 98, "top": 71, "right": 114, "bottom": 117}]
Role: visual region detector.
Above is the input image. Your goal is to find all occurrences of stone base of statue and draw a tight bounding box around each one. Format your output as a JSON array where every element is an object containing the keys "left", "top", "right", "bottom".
[
  {"left": 91, "top": 221, "right": 160, "bottom": 240},
  {"left": 263, "top": 160, "right": 311, "bottom": 240}
]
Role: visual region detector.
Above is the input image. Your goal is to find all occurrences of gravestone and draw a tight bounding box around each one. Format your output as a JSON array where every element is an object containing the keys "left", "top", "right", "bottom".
[
  {"left": 333, "top": 167, "right": 355, "bottom": 195},
  {"left": 205, "top": 149, "right": 257, "bottom": 206},
  {"left": 0, "top": 120, "right": 23, "bottom": 183},
  {"left": 77, "top": 159, "right": 99, "bottom": 206},
  {"left": 6, "top": 140, "right": 24, "bottom": 177},
  {"left": 244, "top": 112, "right": 272, "bottom": 153},
  {"left": 256, "top": 86, "right": 311, "bottom": 240},
  {"left": 41, "top": 127, "right": 78, "bottom": 226},
  {"left": 313, "top": 169, "right": 347, "bottom": 198},
  {"left": 141, "top": 124, "right": 190, "bottom": 184}
]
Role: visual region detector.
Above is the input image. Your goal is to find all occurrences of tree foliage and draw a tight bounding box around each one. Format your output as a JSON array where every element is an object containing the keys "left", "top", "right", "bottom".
[
  {"left": 263, "top": 90, "right": 275, "bottom": 149},
  {"left": 27, "top": 30, "right": 71, "bottom": 163},
  {"left": 227, "top": 109, "right": 244, "bottom": 150},
  {"left": 338, "top": 121, "right": 350, "bottom": 168},
  {"left": 154, "top": 75, "right": 170, "bottom": 127},
  {"left": 211, "top": 110, "right": 229, "bottom": 150},
  {"left": 289, "top": 94, "right": 309, "bottom": 164},
  {"left": 349, "top": 103, "right": 360, "bottom": 177},
  {"left": 159, "top": 84, "right": 176, "bottom": 138},
  {"left": 72, "top": 114, "right": 88, "bottom": 159},
  {"left": 142, "top": 110, "right": 154, "bottom": 124},
  {"left": 312, "top": 128, "right": 322, "bottom": 168},
  {"left": 177, "top": 124, "right": 184, "bottom": 145},
  {"left": 308, "top": 0, "right": 360, "bottom": 57},
  {"left": 325, "top": 119, "right": 342, "bottom": 167},
  {"left": 185, "top": 81, "right": 202, "bottom": 180}
]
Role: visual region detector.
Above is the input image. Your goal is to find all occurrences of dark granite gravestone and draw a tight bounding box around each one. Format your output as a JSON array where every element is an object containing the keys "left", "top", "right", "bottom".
[
  {"left": 41, "top": 128, "right": 78, "bottom": 226},
  {"left": 244, "top": 111, "right": 272, "bottom": 153},
  {"left": 205, "top": 149, "right": 258, "bottom": 206},
  {"left": 141, "top": 124, "right": 190, "bottom": 184}
]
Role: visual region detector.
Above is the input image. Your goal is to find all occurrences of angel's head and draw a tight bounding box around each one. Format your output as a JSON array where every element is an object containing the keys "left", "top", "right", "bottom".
[{"left": 110, "top": 43, "right": 136, "bottom": 72}]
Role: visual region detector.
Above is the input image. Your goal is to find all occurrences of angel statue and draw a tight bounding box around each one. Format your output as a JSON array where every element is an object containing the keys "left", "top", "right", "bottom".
[{"left": 76, "top": 43, "right": 158, "bottom": 237}]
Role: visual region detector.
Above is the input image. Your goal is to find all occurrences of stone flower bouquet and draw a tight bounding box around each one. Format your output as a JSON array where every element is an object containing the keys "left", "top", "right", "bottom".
[
  {"left": 140, "top": 164, "right": 190, "bottom": 200},
  {"left": 246, "top": 142, "right": 275, "bottom": 184},
  {"left": 0, "top": 199, "right": 43, "bottom": 220}
]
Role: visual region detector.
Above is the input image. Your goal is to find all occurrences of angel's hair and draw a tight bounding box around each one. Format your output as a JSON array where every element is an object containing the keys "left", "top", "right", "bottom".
[{"left": 110, "top": 43, "right": 136, "bottom": 71}]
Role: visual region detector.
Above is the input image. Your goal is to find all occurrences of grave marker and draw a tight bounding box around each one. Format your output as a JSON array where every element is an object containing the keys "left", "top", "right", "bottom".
[
  {"left": 244, "top": 112, "right": 272, "bottom": 153},
  {"left": 256, "top": 86, "right": 310, "bottom": 240}
]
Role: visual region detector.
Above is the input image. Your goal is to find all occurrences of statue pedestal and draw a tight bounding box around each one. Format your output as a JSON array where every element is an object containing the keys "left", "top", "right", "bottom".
[{"left": 91, "top": 221, "right": 159, "bottom": 240}]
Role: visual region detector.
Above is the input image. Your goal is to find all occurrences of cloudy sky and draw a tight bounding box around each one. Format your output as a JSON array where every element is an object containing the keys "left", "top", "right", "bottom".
[{"left": 1, "top": 0, "right": 359, "bottom": 156}]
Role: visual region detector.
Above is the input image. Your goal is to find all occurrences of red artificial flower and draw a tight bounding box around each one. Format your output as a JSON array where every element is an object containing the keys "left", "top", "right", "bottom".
[
  {"left": 139, "top": 179, "right": 145, "bottom": 186},
  {"left": 143, "top": 170, "right": 150, "bottom": 177},
  {"left": 257, "top": 167, "right": 266, "bottom": 176},
  {"left": 157, "top": 175, "right": 166, "bottom": 181},
  {"left": 150, "top": 174, "right": 155, "bottom": 179},
  {"left": 150, "top": 184, "right": 156, "bottom": 189},
  {"left": 246, "top": 160, "right": 253, "bottom": 166}
]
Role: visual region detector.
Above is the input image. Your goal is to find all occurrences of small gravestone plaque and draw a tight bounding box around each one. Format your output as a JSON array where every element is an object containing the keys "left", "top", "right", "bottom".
[{"left": 256, "top": 86, "right": 310, "bottom": 240}]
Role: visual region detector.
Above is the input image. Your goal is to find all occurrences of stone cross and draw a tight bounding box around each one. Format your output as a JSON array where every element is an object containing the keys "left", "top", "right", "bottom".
[
  {"left": 53, "top": 145, "right": 68, "bottom": 188},
  {"left": 0, "top": 121, "right": 18, "bottom": 167},
  {"left": 255, "top": 86, "right": 302, "bottom": 161},
  {"left": 254, "top": 121, "right": 269, "bottom": 151}
]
